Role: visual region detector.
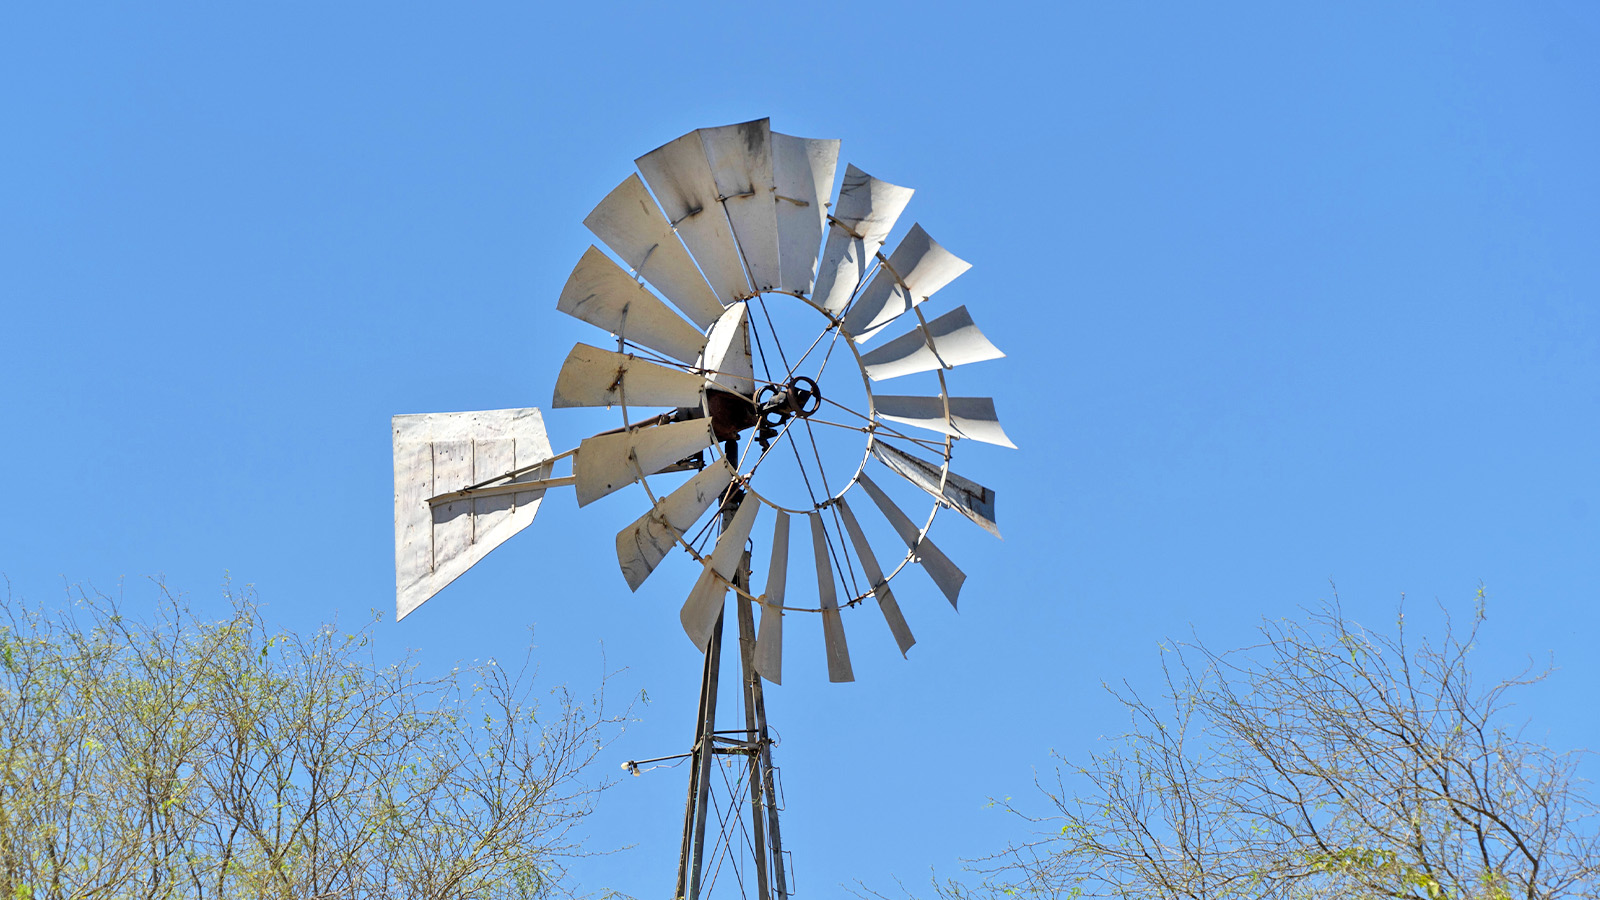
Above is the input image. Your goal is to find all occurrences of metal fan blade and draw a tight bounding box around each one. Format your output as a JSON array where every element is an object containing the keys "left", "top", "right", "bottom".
[
  {"left": 699, "top": 303, "right": 755, "bottom": 398},
  {"left": 557, "top": 248, "right": 708, "bottom": 365},
  {"left": 814, "top": 165, "right": 915, "bottom": 315},
  {"left": 810, "top": 512, "right": 855, "bottom": 683},
  {"left": 573, "top": 418, "right": 716, "bottom": 507},
  {"left": 843, "top": 225, "right": 973, "bottom": 342},
  {"left": 856, "top": 472, "right": 965, "bottom": 608},
  {"left": 875, "top": 395, "right": 1016, "bottom": 449},
  {"left": 836, "top": 498, "right": 915, "bottom": 657},
  {"left": 771, "top": 132, "right": 839, "bottom": 296},
  {"left": 680, "top": 498, "right": 761, "bottom": 651},
  {"left": 614, "top": 459, "right": 736, "bottom": 591},
  {"left": 582, "top": 175, "right": 725, "bottom": 330},
  {"left": 636, "top": 131, "right": 752, "bottom": 304},
  {"left": 858, "top": 306, "right": 1005, "bottom": 381},
  {"left": 700, "top": 118, "right": 781, "bottom": 293},
  {"left": 872, "top": 441, "right": 999, "bottom": 538},
  {"left": 552, "top": 343, "right": 707, "bottom": 409},
  {"left": 394, "top": 408, "right": 553, "bottom": 620},
  {"left": 754, "top": 510, "right": 789, "bottom": 684}
]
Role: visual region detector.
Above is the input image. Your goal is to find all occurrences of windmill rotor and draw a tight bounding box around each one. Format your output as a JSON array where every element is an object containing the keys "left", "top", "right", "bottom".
[{"left": 392, "top": 116, "right": 1011, "bottom": 898}]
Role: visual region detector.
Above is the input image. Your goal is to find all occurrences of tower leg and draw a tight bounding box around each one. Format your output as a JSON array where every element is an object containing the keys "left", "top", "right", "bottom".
[{"left": 676, "top": 609, "right": 723, "bottom": 900}]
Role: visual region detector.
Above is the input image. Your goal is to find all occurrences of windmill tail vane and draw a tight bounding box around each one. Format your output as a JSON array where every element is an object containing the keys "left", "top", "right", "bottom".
[{"left": 391, "top": 117, "right": 1011, "bottom": 898}]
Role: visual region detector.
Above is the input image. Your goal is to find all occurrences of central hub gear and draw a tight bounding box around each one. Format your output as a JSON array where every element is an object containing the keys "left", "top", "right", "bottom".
[{"left": 753, "top": 375, "right": 822, "bottom": 451}]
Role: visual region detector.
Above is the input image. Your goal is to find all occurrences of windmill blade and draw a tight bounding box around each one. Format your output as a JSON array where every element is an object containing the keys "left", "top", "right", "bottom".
[
  {"left": 872, "top": 440, "right": 999, "bottom": 538},
  {"left": 858, "top": 306, "right": 1005, "bottom": 381},
  {"left": 771, "top": 132, "right": 839, "bottom": 296},
  {"left": 614, "top": 459, "right": 736, "bottom": 591},
  {"left": 680, "top": 498, "right": 761, "bottom": 651},
  {"left": 700, "top": 118, "right": 781, "bottom": 293},
  {"left": 876, "top": 395, "right": 1017, "bottom": 449},
  {"left": 394, "top": 408, "right": 553, "bottom": 621},
  {"left": 856, "top": 472, "right": 965, "bottom": 608},
  {"left": 814, "top": 165, "right": 915, "bottom": 315},
  {"left": 636, "top": 131, "right": 752, "bottom": 304},
  {"left": 699, "top": 303, "right": 755, "bottom": 398},
  {"left": 552, "top": 343, "right": 707, "bottom": 409},
  {"left": 754, "top": 510, "right": 789, "bottom": 684},
  {"left": 843, "top": 225, "right": 973, "bottom": 342},
  {"left": 582, "top": 175, "right": 725, "bottom": 330},
  {"left": 809, "top": 512, "right": 855, "bottom": 683},
  {"left": 573, "top": 418, "right": 716, "bottom": 507},
  {"left": 835, "top": 498, "right": 916, "bottom": 657},
  {"left": 557, "top": 248, "right": 708, "bottom": 365}
]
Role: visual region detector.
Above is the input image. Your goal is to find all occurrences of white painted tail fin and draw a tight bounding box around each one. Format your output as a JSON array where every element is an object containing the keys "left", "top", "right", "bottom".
[{"left": 392, "top": 408, "right": 554, "bottom": 621}]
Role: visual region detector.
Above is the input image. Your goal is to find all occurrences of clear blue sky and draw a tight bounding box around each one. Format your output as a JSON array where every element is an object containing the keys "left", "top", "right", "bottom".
[{"left": 4, "top": 3, "right": 1597, "bottom": 895}]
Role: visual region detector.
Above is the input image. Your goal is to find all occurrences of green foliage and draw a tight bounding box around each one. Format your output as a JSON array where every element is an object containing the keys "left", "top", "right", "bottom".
[
  {"left": 0, "top": 581, "right": 627, "bottom": 899},
  {"left": 938, "top": 593, "right": 1599, "bottom": 899}
]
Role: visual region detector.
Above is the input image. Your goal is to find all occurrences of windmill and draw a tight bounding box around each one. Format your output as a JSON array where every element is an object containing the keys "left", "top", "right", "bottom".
[{"left": 392, "top": 118, "right": 1010, "bottom": 898}]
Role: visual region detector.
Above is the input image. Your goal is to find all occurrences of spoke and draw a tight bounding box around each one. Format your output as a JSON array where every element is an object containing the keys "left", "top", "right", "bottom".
[
  {"left": 831, "top": 255, "right": 884, "bottom": 325},
  {"left": 739, "top": 412, "right": 807, "bottom": 482},
  {"left": 817, "top": 396, "right": 948, "bottom": 452},
  {"left": 809, "top": 315, "right": 850, "bottom": 386},
  {"left": 745, "top": 303, "right": 778, "bottom": 388},
  {"left": 778, "top": 316, "right": 840, "bottom": 384},
  {"left": 782, "top": 415, "right": 823, "bottom": 509},
  {"left": 795, "top": 415, "right": 872, "bottom": 435},
  {"left": 778, "top": 418, "right": 860, "bottom": 603},
  {"left": 622, "top": 339, "right": 787, "bottom": 393},
  {"left": 798, "top": 416, "right": 863, "bottom": 601},
  {"left": 754, "top": 295, "right": 793, "bottom": 375}
]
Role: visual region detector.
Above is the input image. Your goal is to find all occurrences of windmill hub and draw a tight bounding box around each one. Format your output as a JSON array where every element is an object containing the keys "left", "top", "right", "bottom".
[
  {"left": 754, "top": 376, "right": 821, "bottom": 451},
  {"left": 704, "top": 374, "right": 822, "bottom": 454}
]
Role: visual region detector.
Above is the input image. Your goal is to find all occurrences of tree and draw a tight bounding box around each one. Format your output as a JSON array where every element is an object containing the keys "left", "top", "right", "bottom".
[
  {"left": 0, "top": 580, "right": 630, "bottom": 900},
  {"left": 969, "top": 592, "right": 1599, "bottom": 899}
]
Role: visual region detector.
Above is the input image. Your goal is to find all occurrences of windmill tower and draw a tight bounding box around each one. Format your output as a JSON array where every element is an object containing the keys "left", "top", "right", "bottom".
[{"left": 393, "top": 118, "right": 1010, "bottom": 897}]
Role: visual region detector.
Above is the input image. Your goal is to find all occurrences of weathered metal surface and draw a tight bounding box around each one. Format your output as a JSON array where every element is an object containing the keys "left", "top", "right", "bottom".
[
  {"left": 855, "top": 472, "right": 965, "bottom": 608},
  {"left": 680, "top": 498, "right": 761, "bottom": 651},
  {"left": 814, "top": 165, "right": 915, "bottom": 315},
  {"left": 636, "top": 131, "right": 752, "bottom": 304},
  {"left": 754, "top": 510, "right": 789, "bottom": 684},
  {"left": 858, "top": 305, "right": 1004, "bottom": 381},
  {"left": 771, "top": 132, "right": 839, "bottom": 297},
  {"left": 842, "top": 224, "right": 971, "bottom": 342},
  {"left": 428, "top": 473, "right": 576, "bottom": 505},
  {"left": 876, "top": 394, "right": 1016, "bottom": 448},
  {"left": 393, "top": 408, "right": 553, "bottom": 620},
  {"left": 557, "top": 247, "right": 707, "bottom": 364},
  {"left": 871, "top": 441, "right": 1000, "bottom": 538},
  {"left": 582, "top": 175, "right": 725, "bottom": 330},
  {"left": 699, "top": 303, "right": 755, "bottom": 398},
  {"left": 573, "top": 418, "right": 715, "bottom": 507},
  {"left": 835, "top": 497, "right": 915, "bottom": 657},
  {"left": 614, "top": 459, "right": 736, "bottom": 591},
  {"left": 700, "top": 118, "right": 781, "bottom": 294},
  {"left": 810, "top": 512, "right": 855, "bottom": 682},
  {"left": 552, "top": 343, "right": 707, "bottom": 409}
]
